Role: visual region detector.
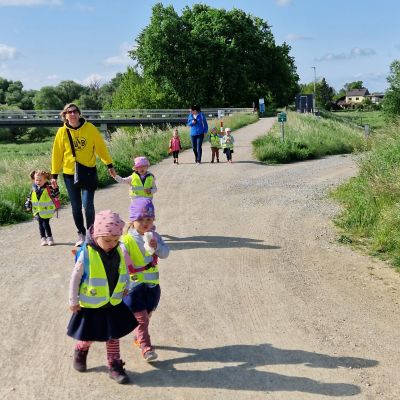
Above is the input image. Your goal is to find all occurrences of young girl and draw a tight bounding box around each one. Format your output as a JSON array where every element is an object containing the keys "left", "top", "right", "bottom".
[
  {"left": 114, "top": 156, "right": 157, "bottom": 199},
  {"left": 221, "top": 127, "right": 235, "bottom": 163},
  {"left": 209, "top": 127, "right": 222, "bottom": 163},
  {"left": 67, "top": 210, "right": 138, "bottom": 384},
  {"left": 169, "top": 128, "right": 183, "bottom": 164},
  {"left": 122, "top": 197, "right": 169, "bottom": 362},
  {"left": 24, "top": 170, "right": 60, "bottom": 246}
]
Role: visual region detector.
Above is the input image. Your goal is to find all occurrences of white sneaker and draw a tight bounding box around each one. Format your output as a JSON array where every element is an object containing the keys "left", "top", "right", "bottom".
[
  {"left": 47, "top": 236, "right": 54, "bottom": 246},
  {"left": 41, "top": 237, "right": 47, "bottom": 246},
  {"left": 143, "top": 350, "right": 158, "bottom": 362},
  {"left": 75, "top": 233, "right": 86, "bottom": 247}
]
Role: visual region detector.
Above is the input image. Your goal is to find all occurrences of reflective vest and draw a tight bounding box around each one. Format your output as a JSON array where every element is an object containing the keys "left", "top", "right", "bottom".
[
  {"left": 221, "top": 136, "right": 234, "bottom": 149},
  {"left": 78, "top": 245, "right": 129, "bottom": 308},
  {"left": 210, "top": 134, "right": 221, "bottom": 148},
  {"left": 31, "top": 188, "right": 55, "bottom": 219},
  {"left": 122, "top": 233, "right": 159, "bottom": 286},
  {"left": 130, "top": 173, "right": 154, "bottom": 198}
]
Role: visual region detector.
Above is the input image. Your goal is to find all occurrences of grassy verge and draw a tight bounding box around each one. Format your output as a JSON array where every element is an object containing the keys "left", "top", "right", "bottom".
[
  {"left": 332, "top": 121, "right": 400, "bottom": 269},
  {"left": 252, "top": 111, "right": 366, "bottom": 164},
  {"left": 321, "top": 110, "right": 386, "bottom": 131},
  {"left": 0, "top": 113, "right": 258, "bottom": 225}
]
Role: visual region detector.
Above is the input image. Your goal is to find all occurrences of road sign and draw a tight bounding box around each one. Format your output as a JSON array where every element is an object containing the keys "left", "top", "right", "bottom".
[{"left": 278, "top": 112, "right": 287, "bottom": 122}]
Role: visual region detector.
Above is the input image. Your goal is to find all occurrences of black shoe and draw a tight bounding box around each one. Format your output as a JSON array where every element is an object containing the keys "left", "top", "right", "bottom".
[
  {"left": 109, "top": 360, "right": 130, "bottom": 384},
  {"left": 217, "top": 159, "right": 220, "bottom": 163},
  {"left": 173, "top": 159, "right": 176, "bottom": 164},
  {"left": 73, "top": 349, "right": 88, "bottom": 372}
]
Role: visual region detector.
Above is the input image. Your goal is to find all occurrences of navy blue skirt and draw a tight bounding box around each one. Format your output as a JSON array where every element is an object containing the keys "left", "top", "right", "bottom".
[
  {"left": 123, "top": 284, "right": 161, "bottom": 313},
  {"left": 67, "top": 302, "right": 138, "bottom": 342}
]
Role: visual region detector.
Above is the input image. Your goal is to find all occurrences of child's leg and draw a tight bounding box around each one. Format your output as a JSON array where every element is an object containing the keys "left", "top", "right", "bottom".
[
  {"left": 133, "top": 310, "right": 152, "bottom": 354},
  {"left": 216, "top": 149, "right": 220, "bottom": 162},
  {"left": 43, "top": 218, "right": 52, "bottom": 238},
  {"left": 211, "top": 148, "right": 216, "bottom": 162},
  {"left": 227, "top": 149, "right": 232, "bottom": 161},
  {"left": 106, "top": 339, "right": 121, "bottom": 367},
  {"left": 38, "top": 217, "right": 46, "bottom": 239},
  {"left": 73, "top": 340, "right": 93, "bottom": 372}
]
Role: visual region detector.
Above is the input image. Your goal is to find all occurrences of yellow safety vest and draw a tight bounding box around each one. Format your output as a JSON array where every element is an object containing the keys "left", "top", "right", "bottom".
[
  {"left": 129, "top": 173, "right": 154, "bottom": 198},
  {"left": 222, "top": 136, "right": 234, "bottom": 149},
  {"left": 122, "top": 233, "right": 159, "bottom": 285},
  {"left": 78, "top": 245, "right": 129, "bottom": 308},
  {"left": 210, "top": 134, "right": 221, "bottom": 148},
  {"left": 31, "top": 188, "right": 55, "bottom": 219}
]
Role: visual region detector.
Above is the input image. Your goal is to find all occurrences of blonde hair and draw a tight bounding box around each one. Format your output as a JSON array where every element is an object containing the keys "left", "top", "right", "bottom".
[
  {"left": 60, "top": 103, "right": 81, "bottom": 123},
  {"left": 122, "top": 222, "right": 134, "bottom": 235},
  {"left": 30, "top": 169, "right": 51, "bottom": 181}
]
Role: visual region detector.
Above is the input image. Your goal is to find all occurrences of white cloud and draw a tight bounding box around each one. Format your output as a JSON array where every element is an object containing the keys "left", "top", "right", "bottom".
[
  {"left": 0, "top": 43, "right": 18, "bottom": 61},
  {"left": 103, "top": 42, "right": 135, "bottom": 67},
  {"left": 286, "top": 33, "right": 312, "bottom": 41},
  {"left": 0, "top": 0, "right": 62, "bottom": 5},
  {"left": 315, "top": 47, "right": 376, "bottom": 62},
  {"left": 46, "top": 74, "right": 59, "bottom": 80},
  {"left": 277, "top": 0, "right": 292, "bottom": 6}
]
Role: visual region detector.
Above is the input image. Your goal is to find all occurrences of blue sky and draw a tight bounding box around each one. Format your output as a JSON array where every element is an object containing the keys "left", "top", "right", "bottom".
[{"left": 1, "top": 0, "right": 399, "bottom": 94}]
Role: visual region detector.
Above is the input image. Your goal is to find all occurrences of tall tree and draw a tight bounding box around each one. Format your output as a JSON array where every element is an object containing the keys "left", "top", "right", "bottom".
[
  {"left": 130, "top": 3, "right": 299, "bottom": 107},
  {"left": 343, "top": 81, "right": 364, "bottom": 91},
  {"left": 316, "top": 78, "right": 335, "bottom": 110},
  {"left": 382, "top": 60, "right": 400, "bottom": 119}
]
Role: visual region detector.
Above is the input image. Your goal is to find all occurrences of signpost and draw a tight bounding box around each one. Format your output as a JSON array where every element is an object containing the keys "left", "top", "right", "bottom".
[{"left": 277, "top": 112, "right": 287, "bottom": 142}]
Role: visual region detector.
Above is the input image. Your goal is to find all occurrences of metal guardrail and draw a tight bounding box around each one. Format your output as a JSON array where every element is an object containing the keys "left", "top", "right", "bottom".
[{"left": 0, "top": 108, "right": 253, "bottom": 121}]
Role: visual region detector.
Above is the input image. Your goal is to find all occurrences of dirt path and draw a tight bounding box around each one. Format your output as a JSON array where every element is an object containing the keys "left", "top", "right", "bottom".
[{"left": 1, "top": 118, "right": 399, "bottom": 400}]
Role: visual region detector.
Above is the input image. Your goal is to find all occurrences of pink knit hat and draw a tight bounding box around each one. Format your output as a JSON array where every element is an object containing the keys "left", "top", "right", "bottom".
[
  {"left": 93, "top": 210, "right": 125, "bottom": 237},
  {"left": 134, "top": 156, "right": 150, "bottom": 168}
]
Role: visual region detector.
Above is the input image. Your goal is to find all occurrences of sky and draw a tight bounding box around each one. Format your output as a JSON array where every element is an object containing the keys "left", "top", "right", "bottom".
[{"left": 1, "top": 0, "right": 399, "bottom": 95}]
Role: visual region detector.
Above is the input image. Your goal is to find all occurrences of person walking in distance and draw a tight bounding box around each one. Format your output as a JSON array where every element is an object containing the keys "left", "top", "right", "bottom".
[
  {"left": 221, "top": 127, "right": 235, "bottom": 163},
  {"left": 187, "top": 105, "right": 208, "bottom": 164}
]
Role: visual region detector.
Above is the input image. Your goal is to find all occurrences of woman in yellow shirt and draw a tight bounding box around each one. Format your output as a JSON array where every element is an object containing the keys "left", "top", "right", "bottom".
[{"left": 51, "top": 103, "right": 116, "bottom": 246}]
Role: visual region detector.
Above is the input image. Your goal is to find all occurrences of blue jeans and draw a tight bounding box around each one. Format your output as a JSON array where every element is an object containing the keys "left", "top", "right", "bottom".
[
  {"left": 190, "top": 134, "right": 204, "bottom": 163},
  {"left": 37, "top": 217, "right": 52, "bottom": 238},
  {"left": 63, "top": 174, "right": 95, "bottom": 234}
]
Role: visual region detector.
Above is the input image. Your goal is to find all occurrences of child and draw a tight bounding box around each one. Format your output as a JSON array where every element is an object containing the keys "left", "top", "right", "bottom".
[
  {"left": 221, "top": 127, "right": 235, "bottom": 163},
  {"left": 169, "top": 128, "right": 183, "bottom": 164},
  {"left": 25, "top": 169, "right": 60, "bottom": 246},
  {"left": 122, "top": 197, "right": 169, "bottom": 362},
  {"left": 209, "top": 127, "right": 222, "bottom": 163},
  {"left": 67, "top": 210, "right": 138, "bottom": 384},
  {"left": 114, "top": 156, "right": 157, "bottom": 199}
]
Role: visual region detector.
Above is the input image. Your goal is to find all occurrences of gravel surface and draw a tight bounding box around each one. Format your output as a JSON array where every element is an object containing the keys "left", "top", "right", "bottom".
[{"left": 1, "top": 117, "right": 399, "bottom": 400}]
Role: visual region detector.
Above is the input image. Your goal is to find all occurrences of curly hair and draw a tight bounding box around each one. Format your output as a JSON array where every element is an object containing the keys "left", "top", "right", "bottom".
[{"left": 30, "top": 170, "right": 51, "bottom": 181}]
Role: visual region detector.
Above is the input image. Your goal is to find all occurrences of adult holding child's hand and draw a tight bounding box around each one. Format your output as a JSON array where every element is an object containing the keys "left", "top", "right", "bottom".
[
  {"left": 187, "top": 104, "right": 208, "bottom": 164},
  {"left": 51, "top": 103, "right": 116, "bottom": 247}
]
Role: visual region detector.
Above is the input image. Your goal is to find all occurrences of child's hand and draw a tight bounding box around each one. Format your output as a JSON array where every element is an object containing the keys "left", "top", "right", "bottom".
[
  {"left": 70, "top": 304, "right": 81, "bottom": 313},
  {"left": 144, "top": 188, "right": 152, "bottom": 194},
  {"left": 123, "top": 289, "right": 129, "bottom": 297},
  {"left": 149, "top": 238, "right": 157, "bottom": 249}
]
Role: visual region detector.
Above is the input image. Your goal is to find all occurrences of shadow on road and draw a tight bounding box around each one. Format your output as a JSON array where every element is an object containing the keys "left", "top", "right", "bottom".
[
  {"left": 162, "top": 235, "right": 280, "bottom": 251},
  {"left": 130, "top": 343, "right": 377, "bottom": 396}
]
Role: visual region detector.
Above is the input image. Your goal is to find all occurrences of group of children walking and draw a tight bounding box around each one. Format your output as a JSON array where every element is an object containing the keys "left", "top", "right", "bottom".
[
  {"left": 24, "top": 124, "right": 236, "bottom": 384},
  {"left": 67, "top": 155, "right": 168, "bottom": 383},
  {"left": 169, "top": 126, "right": 235, "bottom": 164}
]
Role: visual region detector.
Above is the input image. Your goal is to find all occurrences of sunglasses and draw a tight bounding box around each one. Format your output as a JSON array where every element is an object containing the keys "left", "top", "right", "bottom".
[{"left": 66, "top": 109, "right": 79, "bottom": 115}]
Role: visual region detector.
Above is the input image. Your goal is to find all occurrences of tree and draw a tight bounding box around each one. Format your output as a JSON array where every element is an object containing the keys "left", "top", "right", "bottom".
[
  {"left": 129, "top": 3, "right": 299, "bottom": 107},
  {"left": 343, "top": 81, "right": 364, "bottom": 91},
  {"left": 315, "top": 78, "right": 335, "bottom": 110},
  {"left": 33, "top": 86, "right": 64, "bottom": 110},
  {"left": 382, "top": 60, "right": 400, "bottom": 119}
]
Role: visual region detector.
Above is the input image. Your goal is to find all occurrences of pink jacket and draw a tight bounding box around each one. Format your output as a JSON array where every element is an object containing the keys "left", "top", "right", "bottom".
[{"left": 169, "top": 136, "right": 182, "bottom": 152}]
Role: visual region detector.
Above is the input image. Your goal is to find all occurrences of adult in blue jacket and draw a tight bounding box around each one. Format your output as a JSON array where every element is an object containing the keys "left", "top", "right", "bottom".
[{"left": 187, "top": 105, "right": 208, "bottom": 164}]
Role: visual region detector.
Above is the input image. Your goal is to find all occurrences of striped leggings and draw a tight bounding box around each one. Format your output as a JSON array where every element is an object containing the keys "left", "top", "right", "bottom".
[{"left": 75, "top": 339, "right": 120, "bottom": 367}]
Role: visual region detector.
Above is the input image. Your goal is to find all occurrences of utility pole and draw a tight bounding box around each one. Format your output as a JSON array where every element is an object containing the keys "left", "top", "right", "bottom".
[{"left": 312, "top": 66, "right": 316, "bottom": 112}]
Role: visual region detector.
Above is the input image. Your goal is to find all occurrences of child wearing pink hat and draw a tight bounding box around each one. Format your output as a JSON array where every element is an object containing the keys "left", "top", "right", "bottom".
[
  {"left": 67, "top": 210, "right": 138, "bottom": 384},
  {"left": 113, "top": 156, "right": 157, "bottom": 200},
  {"left": 121, "top": 197, "right": 169, "bottom": 362}
]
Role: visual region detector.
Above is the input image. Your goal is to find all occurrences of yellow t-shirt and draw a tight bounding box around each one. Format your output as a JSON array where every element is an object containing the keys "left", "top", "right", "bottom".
[{"left": 51, "top": 120, "right": 113, "bottom": 176}]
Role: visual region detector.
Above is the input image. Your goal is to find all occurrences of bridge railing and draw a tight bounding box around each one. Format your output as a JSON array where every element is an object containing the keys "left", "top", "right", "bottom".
[{"left": 0, "top": 108, "right": 254, "bottom": 121}]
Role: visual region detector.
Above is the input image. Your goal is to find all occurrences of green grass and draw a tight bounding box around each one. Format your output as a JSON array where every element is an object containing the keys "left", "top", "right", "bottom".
[
  {"left": 332, "top": 122, "right": 400, "bottom": 269},
  {"left": 0, "top": 113, "right": 258, "bottom": 225},
  {"left": 252, "top": 111, "right": 366, "bottom": 164},
  {"left": 322, "top": 110, "right": 385, "bottom": 130}
]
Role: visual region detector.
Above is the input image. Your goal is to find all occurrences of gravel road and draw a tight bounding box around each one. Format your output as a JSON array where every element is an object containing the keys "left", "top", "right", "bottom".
[{"left": 1, "top": 117, "right": 399, "bottom": 400}]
